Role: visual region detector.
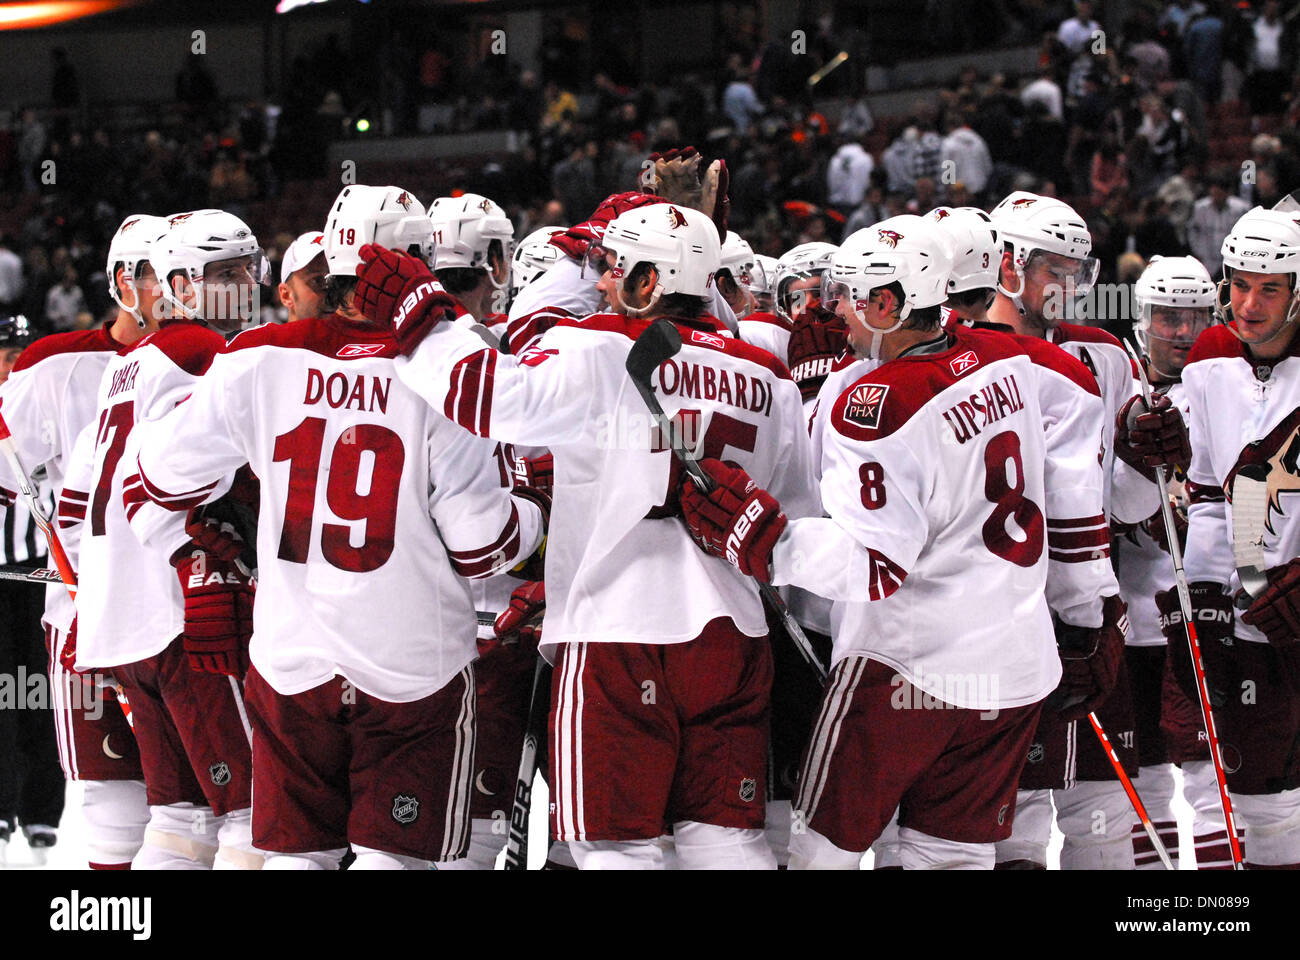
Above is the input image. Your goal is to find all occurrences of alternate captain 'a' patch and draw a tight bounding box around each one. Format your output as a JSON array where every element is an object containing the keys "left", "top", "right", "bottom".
[{"left": 843, "top": 383, "right": 889, "bottom": 429}]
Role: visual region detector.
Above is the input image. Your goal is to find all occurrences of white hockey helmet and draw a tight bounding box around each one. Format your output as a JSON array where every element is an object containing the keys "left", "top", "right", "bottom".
[
  {"left": 1133, "top": 254, "right": 1214, "bottom": 349},
  {"left": 149, "top": 209, "right": 268, "bottom": 323},
  {"left": 989, "top": 191, "right": 1098, "bottom": 318},
  {"left": 929, "top": 206, "right": 1001, "bottom": 295},
  {"left": 106, "top": 214, "right": 169, "bottom": 321},
  {"left": 427, "top": 193, "right": 515, "bottom": 283},
  {"left": 600, "top": 203, "right": 721, "bottom": 314},
  {"left": 774, "top": 241, "right": 838, "bottom": 322},
  {"left": 511, "top": 226, "right": 566, "bottom": 298},
  {"left": 323, "top": 184, "right": 434, "bottom": 276},
  {"left": 1217, "top": 206, "right": 1300, "bottom": 330},
  {"left": 747, "top": 253, "right": 779, "bottom": 298},
  {"left": 719, "top": 232, "right": 756, "bottom": 283},
  {"left": 823, "top": 215, "right": 952, "bottom": 359}
]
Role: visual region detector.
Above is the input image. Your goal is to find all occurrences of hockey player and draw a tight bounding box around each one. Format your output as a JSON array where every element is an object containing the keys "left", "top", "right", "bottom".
[
  {"left": 428, "top": 193, "right": 515, "bottom": 344},
  {"left": 1113, "top": 255, "right": 1228, "bottom": 868},
  {"left": 1160, "top": 208, "right": 1300, "bottom": 868},
  {"left": 717, "top": 232, "right": 758, "bottom": 321},
  {"left": 277, "top": 231, "right": 326, "bottom": 324},
  {"left": 423, "top": 191, "right": 549, "bottom": 870},
  {"left": 757, "top": 242, "right": 840, "bottom": 395},
  {"left": 985, "top": 191, "right": 1168, "bottom": 870},
  {"left": 354, "top": 202, "right": 819, "bottom": 869},
  {"left": 63, "top": 208, "right": 267, "bottom": 870},
  {"left": 674, "top": 215, "right": 1125, "bottom": 869},
  {"left": 0, "top": 215, "right": 166, "bottom": 870},
  {"left": 510, "top": 226, "right": 565, "bottom": 305},
  {"left": 132, "top": 185, "right": 545, "bottom": 870}
]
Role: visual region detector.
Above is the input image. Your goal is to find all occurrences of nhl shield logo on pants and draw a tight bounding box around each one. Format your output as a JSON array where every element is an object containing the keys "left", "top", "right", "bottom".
[
  {"left": 739, "top": 778, "right": 757, "bottom": 803},
  {"left": 209, "top": 761, "right": 231, "bottom": 786},
  {"left": 392, "top": 794, "right": 420, "bottom": 824}
]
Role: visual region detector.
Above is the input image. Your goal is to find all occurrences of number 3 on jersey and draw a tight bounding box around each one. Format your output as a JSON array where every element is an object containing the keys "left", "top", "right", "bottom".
[{"left": 273, "top": 417, "right": 405, "bottom": 572}]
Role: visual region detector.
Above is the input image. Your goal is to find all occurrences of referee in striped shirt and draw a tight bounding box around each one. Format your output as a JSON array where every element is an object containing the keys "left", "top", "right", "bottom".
[{"left": 0, "top": 314, "right": 64, "bottom": 863}]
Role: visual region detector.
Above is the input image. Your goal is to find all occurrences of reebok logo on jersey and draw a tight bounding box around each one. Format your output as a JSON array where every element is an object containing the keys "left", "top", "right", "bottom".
[
  {"left": 689, "top": 330, "right": 726, "bottom": 349},
  {"left": 843, "top": 384, "right": 888, "bottom": 429},
  {"left": 949, "top": 350, "right": 979, "bottom": 376},
  {"left": 337, "top": 343, "right": 386, "bottom": 358}
]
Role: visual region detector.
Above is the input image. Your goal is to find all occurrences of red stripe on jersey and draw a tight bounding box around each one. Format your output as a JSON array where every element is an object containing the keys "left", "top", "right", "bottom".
[
  {"left": 1046, "top": 514, "right": 1107, "bottom": 529},
  {"left": 1047, "top": 526, "right": 1111, "bottom": 549},
  {"left": 445, "top": 349, "right": 496, "bottom": 437},
  {"left": 867, "top": 548, "right": 907, "bottom": 601},
  {"left": 447, "top": 504, "right": 520, "bottom": 577},
  {"left": 132, "top": 464, "right": 219, "bottom": 512},
  {"left": 1186, "top": 479, "right": 1226, "bottom": 504},
  {"left": 60, "top": 489, "right": 88, "bottom": 502},
  {"left": 1049, "top": 546, "right": 1109, "bottom": 562},
  {"left": 11, "top": 324, "right": 120, "bottom": 373}
]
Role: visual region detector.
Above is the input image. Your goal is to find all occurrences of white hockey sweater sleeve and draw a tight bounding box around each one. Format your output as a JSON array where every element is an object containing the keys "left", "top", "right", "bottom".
[
  {"left": 131, "top": 356, "right": 248, "bottom": 525},
  {"left": 1035, "top": 363, "right": 1118, "bottom": 627},
  {"left": 55, "top": 421, "right": 96, "bottom": 572},
  {"left": 396, "top": 319, "right": 602, "bottom": 449},
  {"left": 426, "top": 420, "right": 544, "bottom": 580}
]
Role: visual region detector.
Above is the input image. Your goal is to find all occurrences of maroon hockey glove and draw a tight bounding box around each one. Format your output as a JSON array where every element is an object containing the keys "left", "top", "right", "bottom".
[
  {"left": 1140, "top": 502, "right": 1187, "bottom": 556},
  {"left": 1115, "top": 393, "right": 1192, "bottom": 475},
  {"left": 678, "top": 457, "right": 787, "bottom": 582},
  {"left": 513, "top": 452, "right": 554, "bottom": 497},
  {"left": 1242, "top": 558, "right": 1300, "bottom": 648},
  {"left": 1156, "top": 582, "right": 1235, "bottom": 707},
  {"left": 184, "top": 512, "right": 245, "bottom": 565},
  {"left": 1049, "top": 595, "right": 1128, "bottom": 721},
  {"left": 787, "top": 314, "right": 848, "bottom": 403},
  {"left": 354, "top": 243, "right": 464, "bottom": 354},
  {"left": 171, "top": 544, "right": 254, "bottom": 677},
  {"left": 494, "top": 580, "right": 545, "bottom": 646}
]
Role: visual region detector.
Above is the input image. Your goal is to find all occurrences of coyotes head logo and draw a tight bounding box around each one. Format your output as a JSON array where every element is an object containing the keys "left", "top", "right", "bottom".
[
  {"left": 667, "top": 206, "right": 689, "bottom": 229},
  {"left": 168, "top": 212, "right": 193, "bottom": 227},
  {"left": 1227, "top": 406, "right": 1300, "bottom": 535},
  {"left": 479, "top": 198, "right": 496, "bottom": 214},
  {"left": 932, "top": 209, "right": 951, "bottom": 221},
  {"left": 395, "top": 191, "right": 413, "bottom": 210},
  {"left": 878, "top": 229, "right": 903, "bottom": 249},
  {"left": 1011, "top": 197, "right": 1038, "bottom": 209},
  {"left": 120, "top": 217, "right": 140, "bottom": 232}
]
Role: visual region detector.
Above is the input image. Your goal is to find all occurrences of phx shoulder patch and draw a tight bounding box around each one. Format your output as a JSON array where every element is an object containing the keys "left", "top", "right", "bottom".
[{"left": 843, "top": 383, "right": 889, "bottom": 429}]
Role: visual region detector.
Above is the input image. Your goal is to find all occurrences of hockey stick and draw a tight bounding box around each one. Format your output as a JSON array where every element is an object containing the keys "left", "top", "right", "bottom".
[
  {"left": 503, "top": 654, "right": 552, "bottom": 870},
  {"left": 626, "top": 318, "right": 827, "bottom": 680},
  {"left": 0, "top": 410, "right": 77, "bottom": 599},
  {"left": 0, "top": 563, "right": 68, "bottom": 585},
  {"left": 1088, "top": 710, "right": 1175, "bottom": 870},
  {"left": 1123, "top": 340, "right": 1244, "bottom": 869}
]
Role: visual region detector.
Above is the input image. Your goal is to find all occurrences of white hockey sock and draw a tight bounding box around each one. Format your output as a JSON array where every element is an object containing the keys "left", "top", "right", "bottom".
[
  {"left": 673, "top": 821, "right": 776, "bottom": 870},
  {"left": 994, "top": 788, "right": 1051, "bottom": 868},
  {"left": 897, "top": 826, "right": 993, "bottom": 870},
  {"left": 764, "top": 800, "right": 792, "bottom": 867},
  {"left": 350, "top": 844, "right": 433, "bottom": 870},
  {"left": 213, "top": 808, "right": 263, "bottom": 870},
  {"left": 570, "top": 837, "right": 668, "bottom": 869},
  {"left": 872, "top": 807, "right": 903, "bottom": 869},
  {"left": 788, "top": 825, "right": 862, "bottom": 870},
  {"left": 82, "top": 779, "right": 149, "bottom": 868},
  {"left": 1055, "top": 780, "right": 1137, "bottom": 870},
  {"left": 132, "top": 803, "right": 218, "bottom": 870},
  {"left": 262, "top": 848, "right": 348, "bottom": 870},
  {"left": 436, "top": 817, "right": 507, "bottom": 870}
]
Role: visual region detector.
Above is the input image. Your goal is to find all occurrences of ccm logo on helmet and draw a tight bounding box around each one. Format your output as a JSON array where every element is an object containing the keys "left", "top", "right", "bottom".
[
  {"left": 393, "top": 281, "right": 443, "bottom": 326},
  {"left": 725, "top": 498, "right": 765, "bottom": 567}
]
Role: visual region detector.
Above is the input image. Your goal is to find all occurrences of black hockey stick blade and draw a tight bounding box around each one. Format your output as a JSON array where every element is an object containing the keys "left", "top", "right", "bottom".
[{"left": 625, "top": 317, "right": 682, "bottom": 384}]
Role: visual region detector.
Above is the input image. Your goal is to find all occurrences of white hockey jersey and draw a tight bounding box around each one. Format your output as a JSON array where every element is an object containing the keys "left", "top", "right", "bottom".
[
  {"left": 1047, "top": 323, "right": 1161, "bottom": 525},
  {"left": 132, "top": 313, "right": 543, "bottom": 701},
  {"left": 0, "top": 324, "right": 127, "bottom": 631},
  {"left": 1113, "top": 379, "right": 1187, "bottom": 646},
  {"left": 71, "top": 320, "right": 229, "bottom": 668},
  {"left": 736, "top": 310, "right": 792, "bottom": 363},
  {"left": 771, "top": 325, "right": 1119, "bottom": 710},
  {"left": 396, "top": 312, "right": 820, "bottom": 650},
  {"left": 1182, "top": 324, "right": 1300, "bottom": 645}
]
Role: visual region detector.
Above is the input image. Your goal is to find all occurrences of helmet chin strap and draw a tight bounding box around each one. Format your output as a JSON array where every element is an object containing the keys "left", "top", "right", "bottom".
[
  {"left": 615, "top": 275, "right": 663, "bottom": 318},
  {"left": 996, "top": 266, "right": 1029, "bottom": 320},
  {"left": 855, "top": 305, "right": 905, "bottom": 361},
  {"left": 1216, "top": 276, "right": 1300, "bottom": 344}
]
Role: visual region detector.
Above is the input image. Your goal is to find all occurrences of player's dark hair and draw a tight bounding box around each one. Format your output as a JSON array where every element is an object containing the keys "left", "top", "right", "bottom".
[
  {"left": 628, "top": 261, "right": 708, "bottom": 318},
  {"left": 323, "top": 275, "right": 356, "bottom": 313},
  {"left": 437, "top": 267, "right": 485, "bottom": 296},
  {"left": 879, "top": 281, "right": 941, "bottom": 331}
]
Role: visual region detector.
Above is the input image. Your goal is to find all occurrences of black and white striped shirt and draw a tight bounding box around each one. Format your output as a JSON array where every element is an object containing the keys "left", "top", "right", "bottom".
[{"left": 0, "top": 481, "right": 51, "bottom": 565}]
